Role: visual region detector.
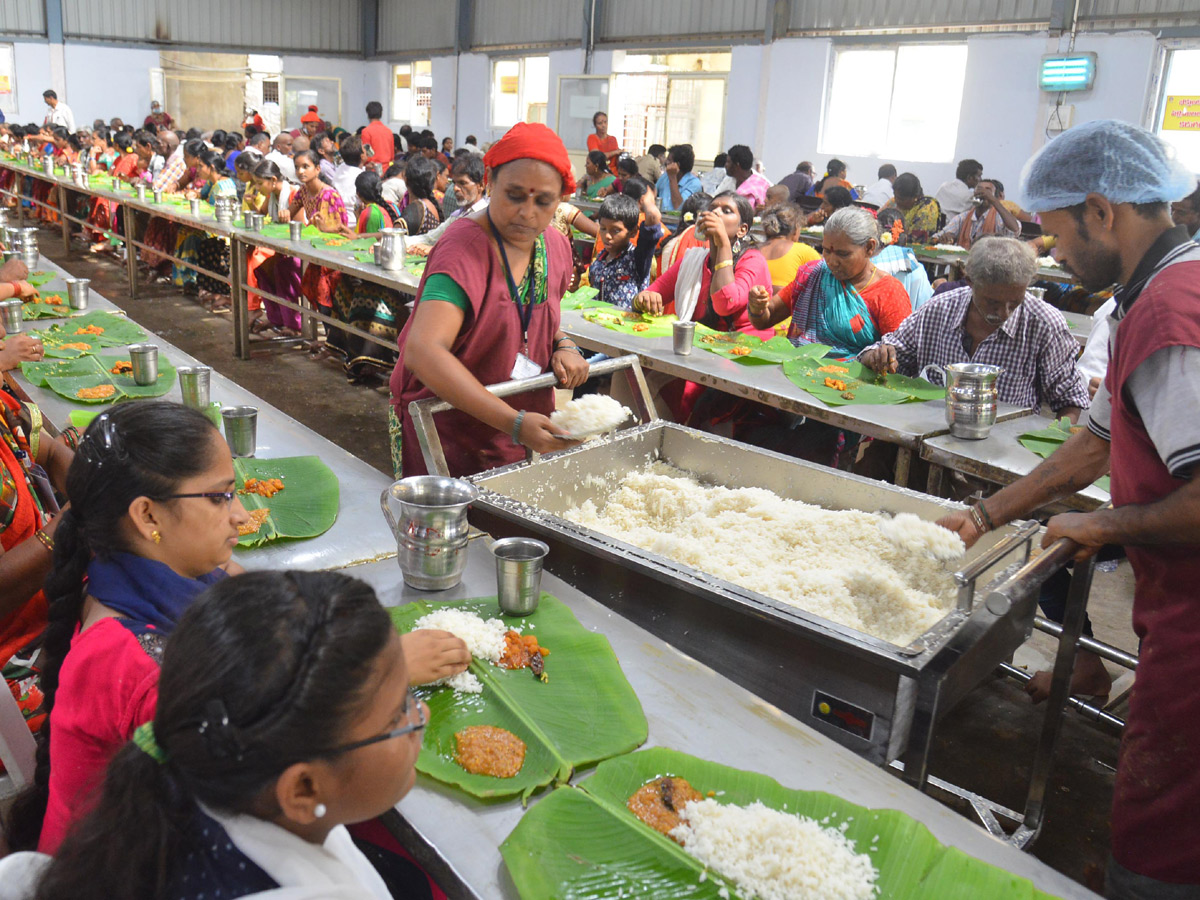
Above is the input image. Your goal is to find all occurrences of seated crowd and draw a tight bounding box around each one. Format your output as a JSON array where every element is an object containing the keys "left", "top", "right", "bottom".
[{"left": 3, "top": 99, "right": 1200, "bottom": 899}]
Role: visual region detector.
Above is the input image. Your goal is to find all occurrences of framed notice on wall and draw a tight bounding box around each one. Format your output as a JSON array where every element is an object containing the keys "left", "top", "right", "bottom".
[{"left": 0, "top": 45, "right": 16, "bottom": 118}]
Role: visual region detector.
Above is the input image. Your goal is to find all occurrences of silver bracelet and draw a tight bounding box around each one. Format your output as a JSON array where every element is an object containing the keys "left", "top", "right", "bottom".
[{"left": 510, "top": 410, "right": 526, "bottom": 446}]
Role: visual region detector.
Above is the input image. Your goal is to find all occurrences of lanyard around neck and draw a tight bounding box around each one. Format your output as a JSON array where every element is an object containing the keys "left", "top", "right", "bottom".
[{"left": 487, "top": 208, "right": 534, "bottom": 342}]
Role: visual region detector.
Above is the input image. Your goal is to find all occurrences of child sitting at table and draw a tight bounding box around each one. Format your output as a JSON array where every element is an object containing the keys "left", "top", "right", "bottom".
[{"left": 587, "top": 189, "right": 663, "bottom": 309}]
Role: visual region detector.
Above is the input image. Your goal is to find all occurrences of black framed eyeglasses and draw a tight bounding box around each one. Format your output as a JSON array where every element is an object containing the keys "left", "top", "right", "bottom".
[
  {"left": 325, "top": 689, "right": 427, "bottom": 756},
  {"left": 161, "top": 491, "right": 238, "bottom": 505}
]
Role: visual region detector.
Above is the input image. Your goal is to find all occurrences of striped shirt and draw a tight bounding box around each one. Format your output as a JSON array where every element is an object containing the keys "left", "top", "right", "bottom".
[{"left": 859, "top": 284, "right": 1090, "bottom": 414}]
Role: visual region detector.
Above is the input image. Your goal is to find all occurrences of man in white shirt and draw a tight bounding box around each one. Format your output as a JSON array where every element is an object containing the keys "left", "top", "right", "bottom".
[
  {"left": 331, "top": 135, "right": 365, "bottom": 213},
  {"left": 934, "top": 158, "right": 983, "bottom": 218},
  {"left": 264, "top": 132, "right": 297, "bottom": 182},
  {"left": 861, "top": 164, "right": 896, "bottom": 207},
  {"left": 42, "top": 90, "right": 75, "bottom": 133}
]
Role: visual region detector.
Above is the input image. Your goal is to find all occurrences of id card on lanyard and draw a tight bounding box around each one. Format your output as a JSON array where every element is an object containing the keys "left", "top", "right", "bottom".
[{"left": 489, "top": 211, "right": 542, "bottom": 380}]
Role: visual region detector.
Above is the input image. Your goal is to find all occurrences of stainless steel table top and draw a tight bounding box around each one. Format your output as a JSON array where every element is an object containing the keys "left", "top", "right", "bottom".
[
  {"left": 346, "top": 541, "right": 1099, "bottom": 900},
  {"left": 10, "top": 257, "right": 397, "bottom": 570},
  {"left": 561, "top": 308, "right": 1032, "bottom": 448},
  {"left": 921, "top": 414, "right": 1109, "bottom": 511},
  {"left": 1061, "top": 310, "right": 1094, "bottom": 348}
]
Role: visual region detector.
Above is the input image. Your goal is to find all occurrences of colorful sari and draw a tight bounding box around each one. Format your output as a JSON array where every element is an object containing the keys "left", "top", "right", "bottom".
[
  {"left": 883, "top": 197, "right": 941, "bottom": 243},
  {"left": 328, "top": 202, "right": 406, "bottom": 377},
  {"left": 86, "top": 152, "right": 138, "bottom": 244},
  {"left": 298, "top": 186, "right": 348, "bottom": 310},
  {"left": 0, "top": 394, "right": 53, "bottom": 744},
  {"left": 784, "top": 260, "right": 881, "bottom": 357},
  {"left": 247, "top": 184, "right": 302, "bottom": 328}
]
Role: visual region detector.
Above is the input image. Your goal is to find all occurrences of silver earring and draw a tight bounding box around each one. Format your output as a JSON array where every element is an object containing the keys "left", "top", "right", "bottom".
[{"left": 313, "top": 803, "right": 327, "bottom": 819}]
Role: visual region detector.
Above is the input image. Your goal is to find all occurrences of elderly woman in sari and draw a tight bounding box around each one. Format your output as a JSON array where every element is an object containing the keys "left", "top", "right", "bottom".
[{"left": 749, "top": 207, "right": 911, "bottom": 358}]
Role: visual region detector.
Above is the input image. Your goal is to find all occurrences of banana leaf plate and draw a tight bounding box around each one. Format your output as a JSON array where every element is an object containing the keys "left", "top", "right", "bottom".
[
  {"left": 560, "top": 285, "right": 600, "bottom": 310},
  {"left": 579, "top": 305, "right": 677, "bottom": 338},
  {"left": 36, "top": 311, "right": 147, "bottom": 355},
  {"left": 310, "top": 234, "right": 378, "bottom": 253},
  {"left": 25, "top": 271, "right": 58, "bottom": 288},
  {"left": 390, "top": 594, "right": 647, "bottom": 802},
  {"left": 22, "top": 294, "right": 77, "bottom": 319},
  {"left": 783, "top": 356, "right": 946, "bottom": 406},
  {"left": 1018, "top": 418, "right": 1110, "bottom": 492},
  {"left": 501, "top": 748, "right": 1062, "bottom": 900},
  {"left": 691, "top": 323, "right": 831, "bottom": 366},
  {"left": 233, "top": 456, "right": 340, "bottom": 547},
  {"left": 24, "top": 350, "right": 176, "bottom": 403}
]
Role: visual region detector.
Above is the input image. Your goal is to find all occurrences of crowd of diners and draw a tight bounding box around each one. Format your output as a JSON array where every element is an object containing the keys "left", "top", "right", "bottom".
[{"left": 0, "top": 89, "right": 1199, "bottom": 900}]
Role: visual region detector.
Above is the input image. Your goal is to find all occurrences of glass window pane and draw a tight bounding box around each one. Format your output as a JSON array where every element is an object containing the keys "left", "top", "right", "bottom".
[
  {"left": 666, "top": 77, "right": 726, "bottom": 162},
  {"left": 492, "top": 59, "right": 521, "bottom": 128},
  {"left": 392, "top": 63, "right": 411, "bottom": 123},
  {"left": 886, "top": 45, "right": 968, "bottom": 162},
  {"left": 1157, "top": 48, "right": 1200, "bottom": 174},
  {"left": 821, "top": 49, "right": 895, "bottom": 158}
]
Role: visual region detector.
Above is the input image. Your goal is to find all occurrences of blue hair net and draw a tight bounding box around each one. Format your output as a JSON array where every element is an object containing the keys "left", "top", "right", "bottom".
[{"left": 1019, "top": 119, "right": 1197, "bottom": 213}]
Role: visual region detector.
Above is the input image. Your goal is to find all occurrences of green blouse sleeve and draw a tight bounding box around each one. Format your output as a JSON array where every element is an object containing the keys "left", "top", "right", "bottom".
[{"left": 420, "top": 272, "right": 470, "bottom": 312}]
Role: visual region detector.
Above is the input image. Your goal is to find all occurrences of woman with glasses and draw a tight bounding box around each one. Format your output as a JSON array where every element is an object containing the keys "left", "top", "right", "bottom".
[
  {"left": 6, "top": 403, "right": 467, "bottom": 857},
  {"left": 30, "top": 570, "right": 440, "bottom": 900},
  {"left": 6, "top": 402, "right": 250, "bottom": 854}
]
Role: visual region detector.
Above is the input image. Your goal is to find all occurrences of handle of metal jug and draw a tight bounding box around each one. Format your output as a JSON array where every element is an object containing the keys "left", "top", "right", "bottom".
[{"left": 379, "top": 487, "right": 400, "bottom": 537}]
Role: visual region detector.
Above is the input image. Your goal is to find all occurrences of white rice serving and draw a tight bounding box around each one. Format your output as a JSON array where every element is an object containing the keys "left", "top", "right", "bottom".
[
  {"left": 551, "top": 394, "right": 631, "bottom": 437},
  {"left": 410, "top": 608, "right": 514, "bottom": 694},
  {"left": 564, "top": 463, "right": 964, "bottom": 646},
  {"left": 670, "top": 799, "right": 878, "bottom": 900}
]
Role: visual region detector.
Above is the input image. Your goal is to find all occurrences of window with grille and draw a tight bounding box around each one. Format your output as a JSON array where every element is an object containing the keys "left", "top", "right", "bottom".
[
  {"left": 393, "top": 61, "right": 432, "bottom": 128},
  {"left": 262, "top": 80, "right": 279, "bottom": 105}
]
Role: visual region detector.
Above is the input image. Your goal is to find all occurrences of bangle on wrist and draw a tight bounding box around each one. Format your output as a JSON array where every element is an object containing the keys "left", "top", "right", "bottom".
[
  {"left": 34, "top": 529, "right": 54, "bottom": 552},
  {"left": 510, "top": 410, "right": 527, "bottom": 446},
  {"left": 976, "top": 501, "right": 996, "bottom": 531},
  {"left": 713, "top": 260, "right": 733, "bottom": 273}
]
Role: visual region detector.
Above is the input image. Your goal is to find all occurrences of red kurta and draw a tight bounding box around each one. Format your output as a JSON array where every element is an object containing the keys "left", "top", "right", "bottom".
[
  {"left": 1106, "top": 247, "right": 1200, "bottom": 884},
  {"left": 391, "top": 219, "right": 571, "bottom": 478}
]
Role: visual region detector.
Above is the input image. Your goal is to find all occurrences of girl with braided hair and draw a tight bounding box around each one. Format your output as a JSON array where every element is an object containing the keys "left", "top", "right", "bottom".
[
  {"left": 5, "top": 404, "right": 467, "bottom": 856},
  {"left": 31, "top": 570, "right": 437, "bottom": 900},
  {"left": 4, "top": 402, "right": 250, "bottom": 854}
]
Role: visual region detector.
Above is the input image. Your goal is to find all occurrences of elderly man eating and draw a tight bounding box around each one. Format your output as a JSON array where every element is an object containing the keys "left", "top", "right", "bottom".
[{"left": 859, "top": 235, "right": 1089, "bottom": 420}]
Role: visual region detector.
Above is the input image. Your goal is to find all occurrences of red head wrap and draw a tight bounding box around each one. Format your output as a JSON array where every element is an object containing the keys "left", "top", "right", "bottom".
[
  {"left": 482, "top": 122, "right": 576, "bottom": 196},
  {"left": 300, "top": 105, "right": 322, "bottom": 124}
]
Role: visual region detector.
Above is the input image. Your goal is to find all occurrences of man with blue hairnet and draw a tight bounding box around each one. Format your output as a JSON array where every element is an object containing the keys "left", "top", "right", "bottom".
[{"left": 938, "top": 120, "right": 1200, "bottom": 899}]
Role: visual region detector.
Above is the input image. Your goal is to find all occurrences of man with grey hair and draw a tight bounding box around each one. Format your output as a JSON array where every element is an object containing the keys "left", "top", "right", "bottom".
[
  {"left": 936, "top": 120, "right": 1200, "bottom": 899},
  {"left": 860, "top": 235, "right": 1089, "bottom": 419}
]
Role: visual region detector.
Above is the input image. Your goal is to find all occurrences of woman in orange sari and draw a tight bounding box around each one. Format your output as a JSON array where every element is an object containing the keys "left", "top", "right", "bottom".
[{"left": 0, "top": 389, "right": 73, "bottom": 749}]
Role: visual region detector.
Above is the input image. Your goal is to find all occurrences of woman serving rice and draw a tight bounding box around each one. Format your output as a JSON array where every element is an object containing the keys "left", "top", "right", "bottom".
[{"left": 389, "top": 123, "right": 591, "bottom": 479}]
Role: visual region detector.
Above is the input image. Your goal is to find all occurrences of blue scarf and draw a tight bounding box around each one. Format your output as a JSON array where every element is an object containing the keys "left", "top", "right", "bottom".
[
  {"left": 86, "top": 552, "right": 227, "bottom": 633},
  {"left": 788, "top": 260, "right": 879, "bottom": 358}
]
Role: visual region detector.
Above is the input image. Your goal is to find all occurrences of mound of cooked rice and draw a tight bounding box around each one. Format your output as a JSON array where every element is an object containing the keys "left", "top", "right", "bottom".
[{"left": 564, "top": 463, "right": 965, "bottom": 646}]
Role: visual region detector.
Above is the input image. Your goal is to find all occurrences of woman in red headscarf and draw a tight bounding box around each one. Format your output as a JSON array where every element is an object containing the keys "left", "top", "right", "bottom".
[{"left": 389, "top": 122, "right": 591, "bottom": 479}]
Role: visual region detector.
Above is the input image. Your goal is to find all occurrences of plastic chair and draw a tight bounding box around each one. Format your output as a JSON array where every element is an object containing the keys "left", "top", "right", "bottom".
[{"left": 0, "top": 679, "right": 36, "bottom": 795}]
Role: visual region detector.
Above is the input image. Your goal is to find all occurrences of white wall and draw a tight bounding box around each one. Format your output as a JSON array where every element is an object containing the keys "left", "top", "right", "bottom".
[
  {"left": 281, "top": 54, "right": 389, "bottom": 132},
  {"left": 453, "top": 52, "right": 492, "bottom": 142},
  {"left": 63, "top": 43, "right": 160, "bottom": 129},
  {"left": 11, "top": 41, "right": 52, "bottom": 124},
  {"left": 428, "top": 55, "right": 458, "bottom": 141},
  {"left": 748, "top": 31, "right": 1162, "bottom": 203}
]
